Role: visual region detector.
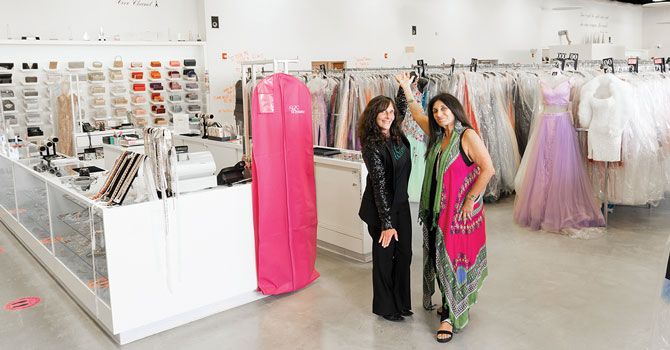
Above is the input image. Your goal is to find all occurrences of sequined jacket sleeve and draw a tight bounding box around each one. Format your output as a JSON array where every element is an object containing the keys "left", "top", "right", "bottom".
[
  {"left": 396, "top": 87, "right": 408, "bottom": 118},
  {"left": 361, "top": 144, "right": 393, "bottom": 230}
]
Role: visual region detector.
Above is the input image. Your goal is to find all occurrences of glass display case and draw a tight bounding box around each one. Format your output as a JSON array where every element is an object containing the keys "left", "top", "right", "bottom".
[
  {"left": 0, "top": 155, "right": 16, "bottom": 218},
  {"left": 48, "top": 184, "right": 110, "bottom": 306}
]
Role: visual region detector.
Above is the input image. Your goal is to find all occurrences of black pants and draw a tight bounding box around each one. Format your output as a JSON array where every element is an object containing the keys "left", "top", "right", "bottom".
[{"left": 368, "top": 201, "right": 412, "bottom": 316}]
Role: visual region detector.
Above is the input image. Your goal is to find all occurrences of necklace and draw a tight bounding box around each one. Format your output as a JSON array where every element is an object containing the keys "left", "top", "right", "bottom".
[{"left": 391, "top": 141, "right": 405, "bottom": 161}]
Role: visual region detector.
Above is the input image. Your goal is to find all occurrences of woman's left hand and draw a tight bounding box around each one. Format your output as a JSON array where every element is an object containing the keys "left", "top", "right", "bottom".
[{"left": 459, "top": 198, "right": 475, "bottom": 222}]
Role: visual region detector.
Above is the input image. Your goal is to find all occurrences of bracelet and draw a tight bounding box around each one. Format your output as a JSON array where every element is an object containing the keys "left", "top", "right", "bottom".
[
  {"left": 407, "top": 98, "right": 416, "bottom": 104},
  {"left": 466, "top": 194, "right": 477, "bottom": 201}
]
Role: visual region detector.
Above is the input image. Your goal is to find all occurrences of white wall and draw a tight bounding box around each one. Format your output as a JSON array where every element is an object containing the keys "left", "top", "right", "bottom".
[
  {"left": 0, "top": 0, "right": 647, "bottom": 124},
  {"left": 1, "top": 0, "right": 202, "bottom": 42},
  {"left": 642, "top": 3, "right": 670, "bottom": 58},
  {"left": 203, "top": 0, "right": 644, "bottom": 123}
]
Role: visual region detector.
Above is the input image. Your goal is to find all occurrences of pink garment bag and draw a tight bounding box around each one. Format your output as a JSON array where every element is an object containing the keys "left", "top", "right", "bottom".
[{"left": 251, "top": 73, "right": 320, "bottom": 295}]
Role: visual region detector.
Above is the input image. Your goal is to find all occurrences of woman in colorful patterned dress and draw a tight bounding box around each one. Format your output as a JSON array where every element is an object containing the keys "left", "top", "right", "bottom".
[{"left": 397, "top": 72, "right": 495, "bottom": 343}]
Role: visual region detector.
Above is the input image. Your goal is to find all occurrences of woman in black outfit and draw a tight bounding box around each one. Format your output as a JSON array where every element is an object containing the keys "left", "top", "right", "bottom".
[{"left": 357, "top": 96, "right": 413, "bottom": 322}]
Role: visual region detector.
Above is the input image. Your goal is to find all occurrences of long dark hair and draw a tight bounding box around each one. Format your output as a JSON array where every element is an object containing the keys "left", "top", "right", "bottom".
[
  {"left": 425, "top": 93, "right": 472, "bottom": 157},
  {"left": 357, "top": 95, "right": 403, "bottom": 148}
]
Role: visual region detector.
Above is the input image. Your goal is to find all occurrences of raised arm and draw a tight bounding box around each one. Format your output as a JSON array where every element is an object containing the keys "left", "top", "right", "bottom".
[{"left": 395, "top": 72, "right": 430, "bottom": 135}]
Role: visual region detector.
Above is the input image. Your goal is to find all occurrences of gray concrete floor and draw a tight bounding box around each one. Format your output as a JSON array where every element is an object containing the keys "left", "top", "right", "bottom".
[{"left": 0, "top": 197, "right": 668, "bottom": 350}]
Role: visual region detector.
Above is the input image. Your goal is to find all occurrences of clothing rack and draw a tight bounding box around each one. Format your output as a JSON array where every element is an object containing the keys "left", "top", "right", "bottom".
[{"left": 240, "top": 59, "right": 299, "bottom": 162}]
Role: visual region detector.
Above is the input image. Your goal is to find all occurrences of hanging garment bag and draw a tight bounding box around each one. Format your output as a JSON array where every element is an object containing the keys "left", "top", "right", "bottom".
[{"left": 251, "top": 73, "right": 319, "bottom": 295}]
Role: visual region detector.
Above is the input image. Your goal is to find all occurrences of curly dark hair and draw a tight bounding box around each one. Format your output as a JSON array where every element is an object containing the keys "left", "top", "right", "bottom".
[
  {"left": 357, "top": 95, "right": 403, "bottom": 148},
  {"left": 425, "top": 93, "right": 472, "bottom": 157}
]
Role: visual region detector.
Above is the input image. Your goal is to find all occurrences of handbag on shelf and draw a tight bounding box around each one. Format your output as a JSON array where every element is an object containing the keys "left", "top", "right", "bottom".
[
  {"left": 2, "top": 99, "right": 16, "bottom": 111},
  {"left": 92, "top": 97, "right": 106, "bottom": 106},
  {"left": 113, "top": 56, "right": 123, "bottom": 69},
  {"left": 48, "top": 61, "right": 58, "bottom": 70},
  {"left": 133, "top": 108, "right": 147, "bottom": 116},
  {"left": 154, "top": 117, "right": 168, "bottom": 125},
  {"left": 92, "top": 61, "right": 103, "bottom": 69},
  {"left": 149, "top": 82, "right": 163, "bottom": 91},
  {"left": 113, "top": 108, "right": 127, "bottom": 118},
  {"left": 132, "top": 95, "right": 146, "bottom": 104},
  {"left": 183, "top": 69, "right": 196, "bottom": 79},
  {"left": 23, "top": 89, "right": 38, "bottom": 97},
  {"left": 1, "top": 90, "right": 14, "bottom": 98},
  {"left": 151, "top": 93, "right": 164, "bottom": 102},
  {"left": 150, "top": 61, "right": 161, "bottom": 68},
  {"left": 25, "top": 76, "right": 38, "bottom": 83},
  {"left": 111, "top": 85, "right": 126, "bottom": 94},
  {"left": 27, "top": 126, "right": 44, "bottom": 137},
  {"left": 68, "top": 61, "right": 85, "bottom": 69},
  {"left": 169, "top": 60, "right": 181, "bottom": 67},
  {"left": 0, "top": 63, "right": 15, "bottom": 70},
  {"left": 0, "top": 73, "right": 11, "bottom": 84},
  {"left": 185, "top": 92, "right": 198, "bottom": 101},
  {"left": 172, "top": 104, "right": 183, "bottom": 113},
  {"left": 26, "top": 114, "right": 42, "bottom": 125},
  {"left": 90, "top": 86, "right": 106, "bottom": 95},
  {"left": 168, "top": 94, "right": 181, "bottom": 102},
  {"left": 109, "top": 71, "right": 123, "bottom": 81},
  {"left": 88, "top": 72, "right": 104, "bottom": 82},
  {"left": 131, "top": 71, "right": 143, "bottom": 80},
  {"left": 187, "top": 104, "right": 201, "bottom": 112},
  {"left": 150, "top": 71, "right": 161, "bottom": 79},
  {"left": 183, "top": 59, "right": 196, "bottom": 67},
  {"left": 169, "top": 71, "right": 180, "bottom": 79},
  {"left": 113, "top": 97, "right": 128, "bottom": 105},
  {"left": 24, "top": 100, "right": 38, "bottom": 110},
  {"left": 22, "top": 63, "right": 38, "bottom": 70},
  {"left": 133, "top": 83, "right": 146, "bottom": 92},
  {"left": 185, "top": 82, "right": 198, "bottom": 90},
  {"left": 130, "top": 61, "right": 143, "bottom": 69},
  {"left": 169, "top": 82, "right": 182, "bottom": 90}
]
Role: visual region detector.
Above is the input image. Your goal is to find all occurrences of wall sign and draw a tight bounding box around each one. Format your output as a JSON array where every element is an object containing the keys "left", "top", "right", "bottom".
[{"left": 116, "top": 0, "right": 159, "bottom": 8}]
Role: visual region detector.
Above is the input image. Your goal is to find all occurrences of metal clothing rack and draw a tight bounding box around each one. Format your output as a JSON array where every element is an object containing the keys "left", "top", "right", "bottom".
[{"left": 240, "top": 59, "right": 299, "bottom": 162}]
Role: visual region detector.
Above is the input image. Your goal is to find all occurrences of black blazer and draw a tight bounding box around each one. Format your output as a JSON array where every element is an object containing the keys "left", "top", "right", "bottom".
[{"left": 358, "top": 135, "right": 411, "bottom": 230}]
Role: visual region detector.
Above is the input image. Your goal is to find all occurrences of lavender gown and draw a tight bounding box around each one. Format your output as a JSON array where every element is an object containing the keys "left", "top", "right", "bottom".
[{"left": 513, "top": 80, "right": 605, "bottom": 233}]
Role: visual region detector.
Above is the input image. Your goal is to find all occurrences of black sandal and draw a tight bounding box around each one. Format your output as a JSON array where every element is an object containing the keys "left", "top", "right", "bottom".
[{"left": 436, "top": 320, "right": 454, "bottom": 343}]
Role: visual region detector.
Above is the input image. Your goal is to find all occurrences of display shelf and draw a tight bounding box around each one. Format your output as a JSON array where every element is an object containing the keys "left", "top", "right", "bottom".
[
  {"left": 0, "top": 40, "right": 206, "bottom": 47},
  {"left": 20, "top": 81, "right": 39, "bottom": 87},
  {"left": 0, "top": 83, "right": 15, "bottom": 88},
  {"left": 184, "top": 86, "right": 199, "bottom": 92},
  {"left": 130, "top": 90, "right": 147, "bottom": 95},
  {"left": 185, "top": 99, "right": 201, "bottom": 104},
  {"left": 2, "top": 96, "right": 17, "bottom": 101},
  {"left": 148, "top": 88, "right": 165, "bottom": 93},
  {"left": 88, "top": 67, "right": 104, "bottom": 72},
  {"left": 129, "top": 78, "right": 146, "bottom": 83},
  {"left": 110, "top": 91, "right": 127, "bottom": 97},
  {"left": 109, "top": 78, "right": 124, "bottom": 84},
  {"left": 150, "top": 100, "right": 165, "bottom": 105}
]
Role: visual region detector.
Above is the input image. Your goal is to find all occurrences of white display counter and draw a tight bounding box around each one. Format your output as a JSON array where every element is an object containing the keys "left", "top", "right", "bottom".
[
  {"left": 313, "top": 149, "right": 371, "bottom": 262},
  {"left": 0, "top": 152, "right": 261, "bottom": 344},
  {"left": 173, "top": 136, "right": 244, "bottom": 171},
  {"left": 102, "top": 141, "right": 372, "bottom": 262}
]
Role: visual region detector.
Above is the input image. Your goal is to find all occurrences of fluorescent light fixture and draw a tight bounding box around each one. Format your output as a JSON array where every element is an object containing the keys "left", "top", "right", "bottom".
[{"left": 552, "top": 6, "right": 583, "bottom": 10}]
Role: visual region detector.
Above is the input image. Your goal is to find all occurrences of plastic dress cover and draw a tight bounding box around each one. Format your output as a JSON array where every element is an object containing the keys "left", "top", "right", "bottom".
[{"left": 251, "top": 73, "right": 320, "bottom": 295}]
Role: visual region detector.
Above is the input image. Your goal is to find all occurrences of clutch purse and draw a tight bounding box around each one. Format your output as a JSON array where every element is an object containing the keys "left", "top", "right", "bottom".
[
  {"left": 111, "top": 86, "right": 126, "bottom": 94},
  {"left": 23, "top": 89, "right": 39, "bottom": 97},
  {"left": 92, "top": 61, "right": 103, "bottom": 69},
  {"left": 132, "top": 95, "right": 146, "bottom": 104},
  {"left": 185, "top": 82, "right": 198, "bottom": 90},
  {"left": 169, "top": 60, "right": 181, "bottom": 67},
  {"left": 22, "top": 63, "right": 38, "bottom": 70},
  {"left": 110, "top": 71, "right": 123, "bottom": 81},
  {"left": 1, "top": 90, "right": 14, "bottom": 98},
  {"left": 0, "top": 63, "right": 15, "bottom": 70},
  {"left": 130, "top": 61, "right": 143, "bottom": 68},
  {"left": 90, "top": 86, "right": 106, "bottom": 94},
  {"left": 0, "top": 74, "right": 11, "bottom": 84},
  {"left": 113, "top": 97, "right": 128, "bottom": 105},
  {"left": 183, "top": 59, "right": 196, "bottom": 67},
  {"left": 169, "top": 71, "right": 180, "bottom": 79},
  {"left": 171, "top": 104, "right": 183, "bottom": 113},
  {"left": 131, "top": 71, "right": 144, "bottom": 80},
  {"left": 25, "top": 76, "right": 38, "bottom": 83},
  {"left": 150, "top": 61, "right": 161, "bottom": 67},
  {"left": 88, "top": 72, "right": 104, "bottom": 82},
  {"left": 133, "top": 108, "right": 147, "bottom": 116},
  {"left": 151, "top": 93, "right": 164, "bottom": 102},
  {"left": 92, "top": 97, "right": 106, "bottom": 106},
  {"left": 169, "top": 82, "right": 182, "bottom": 90},
  {"left": 168, "top": 94, "right": 181, "bottom": 102},
  {"left": 150, "top": 71, "right": 161, "bottom": 79},
  {"left": 133, "top": 84, "right": 146, "bottom": 92},
  {"left": 149, "top": 82, "right": 163, "bottom": 91},
  {"left": 187, "top": 104, "right": 201, "bottom": 112}
]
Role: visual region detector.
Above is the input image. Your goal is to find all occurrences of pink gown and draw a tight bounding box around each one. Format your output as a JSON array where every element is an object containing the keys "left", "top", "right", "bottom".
[{"left": 251, "top": 73, "right": 320, "bottom": 295}]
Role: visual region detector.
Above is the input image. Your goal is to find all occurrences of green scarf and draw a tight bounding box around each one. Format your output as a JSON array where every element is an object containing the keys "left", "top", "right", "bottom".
[{"left": 418, "top": 128, "right": 462, "bottom": 229}]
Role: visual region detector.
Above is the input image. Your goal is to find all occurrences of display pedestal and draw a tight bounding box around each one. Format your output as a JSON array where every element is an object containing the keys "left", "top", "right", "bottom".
[{"left": 313, "top": 148, "right": 371, "bottom": 262}]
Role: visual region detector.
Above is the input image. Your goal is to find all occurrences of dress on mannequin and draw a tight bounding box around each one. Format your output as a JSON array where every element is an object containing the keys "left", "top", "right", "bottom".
[
  {"left": 513, "top": 76, "right": 605, "bottom": 236},
  {"left": 578, "top": 74, "right": 630, "bottom": 162}
]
